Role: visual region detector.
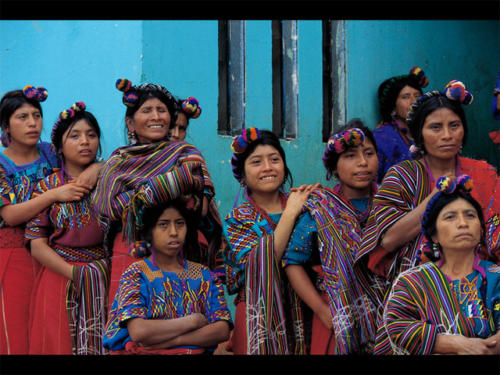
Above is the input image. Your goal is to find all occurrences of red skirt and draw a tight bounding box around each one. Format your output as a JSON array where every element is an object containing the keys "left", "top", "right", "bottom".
[
  {"left": 226, "top": 300, "right": 247, "bottom": 354},
  {"left": 0, "top": 227, "right": 40, "bottom": 354},
  {"left": 108, "top": 233, "right": 136, "bottom": 309},
  {"left": 310, "top": 293, "right": 335, "bottom": 355}
]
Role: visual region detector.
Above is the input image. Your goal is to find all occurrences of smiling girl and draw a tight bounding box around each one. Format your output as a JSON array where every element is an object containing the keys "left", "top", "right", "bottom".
[{"left": 25, "top": 102, "right": 108, "bottom": 354}]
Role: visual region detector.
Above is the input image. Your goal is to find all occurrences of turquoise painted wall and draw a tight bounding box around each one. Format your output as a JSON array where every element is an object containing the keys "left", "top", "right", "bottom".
[{"left": 345, "top": 20, "right": 500, "bottom": 169}]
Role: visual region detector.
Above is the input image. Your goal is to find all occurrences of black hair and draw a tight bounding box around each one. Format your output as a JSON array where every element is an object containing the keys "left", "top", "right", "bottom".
[
  {"left": 141, "top": 198, "right": 201, "bottom": 263},
  {"left": 0, "top": 90, "right": 44, "bottom": 147},
  {"left": 323, "top": 118, "right": 378, "bottom": 180},
  {"left": 52, "top": 110, "right": 102, "bottom": 157},
  {"left": 407, "top": 93, "right": 468, "bottom": 154},
  {"left": 124, "top": 83, "right": 178, "bottom": 142},
  {"left": 231, "top": 129, "right": 293, "bottom": 190},
  {"left": 421, "top": 189, "right": 485, "bottom": 262},
  {"left": 378, "top": 75, "right": 423, "bottom": 123}
]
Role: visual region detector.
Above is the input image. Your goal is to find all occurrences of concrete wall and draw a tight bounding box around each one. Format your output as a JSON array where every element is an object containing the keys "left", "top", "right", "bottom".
[{"left": 1, "top": 20, "right": 498, "bottom": 220}]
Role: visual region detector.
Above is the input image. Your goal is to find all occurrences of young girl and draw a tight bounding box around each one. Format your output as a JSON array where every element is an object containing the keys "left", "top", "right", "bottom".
[
  {"left": 282, "top": 120, "right": 382, "bottom": 354},
  {"left": 223, "top": 128, "right": 317, "bottom": 354},
  {"left": 103, "top": 198, "right": 232, "bottom": 355},
  {"left": 168, "top": 97, "right": 202, "bottom": 142},
  {"left": 25, "top": 102, "right": 108, "bottom": 354},
  {"left": 0, "top": 87, "right": 97, "bottom": 354}
]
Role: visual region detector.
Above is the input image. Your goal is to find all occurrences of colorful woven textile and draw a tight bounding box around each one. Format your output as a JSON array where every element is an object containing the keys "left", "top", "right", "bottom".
[
  {"left": 283, "top": 186, "right": 384, "bottom": 354},
  {"left": 103, "top": 258, "right": 232, "bottom": 352},
  {"left": 356, "top": 156, "right": 499, "bottom": 288},
  {"left": 375, "top": 260, "right": 500, "bottom": 355},
  {"left": 223, "top": 197, "right": 307, "bottom": 354},
  {"left": 91, "top": 140, "right": 223, "bottom": 272}
]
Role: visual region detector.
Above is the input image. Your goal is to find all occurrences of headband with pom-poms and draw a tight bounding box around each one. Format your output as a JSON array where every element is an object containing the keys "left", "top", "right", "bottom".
[
  {"left": 22, "top": 85, "right": 48, "bottom": 102},
  {"left": 322, "top": 128, "right": 365, "bottom": 180},
  {"left": 181, "top": 97, "right": 202, "bottom": 119},
  {"left": 409, "top": 66, "right": 429, "bottom": 88},
  {"left": 129, "top": 240, "right": 151, "bottom": 259},
  {"left": 231, "top": 127, "right": 262, "bottom": 155},
  {"left": 441, "top": 80, "right": 474, "bottom": 106},
  {"left": 116, "top": 78, "right": 139, "bottom": 107},
  {"left": 51, "top": 101, "right": 87, "bottom": 145}
]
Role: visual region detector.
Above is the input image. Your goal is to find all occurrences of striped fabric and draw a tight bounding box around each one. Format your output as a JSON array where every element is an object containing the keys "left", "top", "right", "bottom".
[
  {"left": 356, "top": 157, "right": 499, "bottom": 289},
  {"left": 91, "top": 140, "right": 223, "bottom": 271},
  {"left": 300, "top": 187, "right": 384, "bottom": 354},
  {"left": 374, "top": 261, "right": 500, "bottom": 355},
  {"left": 223, "top": 198, "right": 307, "bottom": 354}
]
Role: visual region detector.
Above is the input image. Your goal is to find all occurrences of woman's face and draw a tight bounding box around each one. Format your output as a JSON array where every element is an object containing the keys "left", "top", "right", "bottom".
[
  {"left": 7, "top": 103, "right": 43, "bottom": 147},
  {"left": 335, "top": 138, "right": 378, "bottom": 198},
  {"left": 243, "top": 144, "right": 285, "bottom": 196},
  {"left": 432, "top": 197, "right": 482, "bottom": 253},
  {"left": 152, "top": 207, "right": 187, "bottom": 260},
  {"left": 393, "top": 85, "right": 421, "bottom": 121},
  {"left": 169, "top": 112, "right": 188, "bottom": 142},
  {"left": 421, "top": 107, "right": 464, "bottom": 160},
  {"left": 126, "top": 97, "right": 171, "bottom": 144},
  {"left": 61, "top": 119, "right": 99, "bottom": 168}
]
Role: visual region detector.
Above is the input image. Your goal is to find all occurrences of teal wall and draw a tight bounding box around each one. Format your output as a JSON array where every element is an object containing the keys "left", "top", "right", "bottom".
[{"left": 1, "top": 19, "right": 498, "bottom": 220}]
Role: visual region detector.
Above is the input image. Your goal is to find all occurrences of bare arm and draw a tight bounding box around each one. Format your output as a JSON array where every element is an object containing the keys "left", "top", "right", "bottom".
[
  {"left": 285, "top": 264, "right": 332, "bottom": 330},
  {"left": 74, "top": 161, "right": 104, "bottom": 189},
  {"left": 0, "top": 182, "right": 90, "bottom": 227},
  {"left": 30, "top": 238, "right": 74, "bottom": 280},
  {"left": 126, "top": 313, "right": 208, "bottom": 346},
  {"left": 140, "top": 320, "right": 231, "bottom": 350},
  {"left": 273, "top": 184, "right": 319, "bottom": 261},
  {"left": 380, "top": 188, "right": 438, "bottom": 252},
  {"left": 433, "top": 334, "right": 498, "bottom": 355}
]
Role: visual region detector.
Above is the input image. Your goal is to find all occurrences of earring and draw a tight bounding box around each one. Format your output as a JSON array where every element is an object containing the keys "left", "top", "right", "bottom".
[
  {"left": 127, "top": 129, "right": 137, "bottom": 145},
  {"left": 432, "top": 242, "right": 440, "bottom": 259}
]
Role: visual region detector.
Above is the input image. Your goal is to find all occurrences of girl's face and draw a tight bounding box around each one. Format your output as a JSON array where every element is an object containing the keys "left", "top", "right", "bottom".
[
  {"left": 61, "top": 119, "right": 99, "bottom": 168},
  {"left": 421, "top": 107, "right": 464, "bottom": 160},
  {"left": 151, "top": 207, "right": 187, "bottom": 260},
  {"left": 393, "top": 85, "right": 421, "bottom": 121},
  {"left": 7, "top": 103, "right": 43, "bottom": 147},
  {"left": 243, "top": 144, "right": 285, "bottom": 196},
  {"left": 169, "top": 112, "right": 188, "bottom": 142},
  {"left": 334, "top": 138, "right": 378, "bottom": 198},
  {"left": 432, "top": 197, "right": 482, "bottom": 253},
  {"left": 126, "top": 97, "right": 171, "bottom": 144}
]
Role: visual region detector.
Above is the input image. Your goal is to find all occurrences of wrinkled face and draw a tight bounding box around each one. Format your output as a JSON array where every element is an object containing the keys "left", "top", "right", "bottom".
[
  {"left": 61, "top": 119, "right": 99, "bottom": 168},
  {"left": 243, "top": 144, "right": 285, "bottom": 195},
  {"left": 169, "top": 112, "right": 188, "bottom": 142},
  {"left": 334, "top": 138, "right": 378, "bottom": 198},
  {"left": 393, "top": 85, "right": 421, "bottom": 121},
  {"left": 151, "top": 207, "right": 187, "bottom": 260},
  {"left": 126, "top": 97, "right": 171, "bottom": 144},
  {"left": 421, "top": 107, "right": 464, "bottom": 160},
  {"left": 432, "top": 197, "right": 482, "bottom": 253},
  {"left": 7, "top": 103, "right": 43, "bottom": 147}
]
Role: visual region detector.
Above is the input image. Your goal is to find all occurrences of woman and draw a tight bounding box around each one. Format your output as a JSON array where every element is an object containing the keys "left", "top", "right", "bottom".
[
  {"left": 223, "top": 127, "right": 316, "bottom": 354},
  {"left": 169, "top": 97, "right": 201, "bottom": 142},
  {"left": 103, "top": 198, "right": 232, "bottom": 355},
  {"left": 92, "top": 79, "right": 223, "bottom": 309},
  {"left": 282, "top": 120, "right": 382, "bottom": 354},
  {"left": 25, "top": 101, "right": 108, "bottom": 354},
  {"left": 373, "top": 66, "right": 429, "bottom": 183},
  {"left": 377, "top": 175, "right": 500, "bottom": 355},
  {"left": 0, "top": 87, "right": 99, "bottom": 354},
  {"left": 357, "top": 80, "right": 499, "bottom": 289}
]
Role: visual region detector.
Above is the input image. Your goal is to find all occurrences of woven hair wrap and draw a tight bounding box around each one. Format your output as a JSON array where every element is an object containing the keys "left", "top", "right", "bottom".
[
  {"left": 230, "top": 127, "right": 262, "bottom": 155},
  {"left": 324, "top": 128, "right": 365, "bottom": 155},
  {"left": 442, "top": 80, "right": 473, "bottom": 105},
  {"left": 115, "top": 78, "right": 139, "bottom": 107},
  {"left": 22, "top": 85, "right": 48, "bottom": 102},
  {"left": 181, "top": 97, "right": 202, "bottom": 119},
  {"left": 51, "top": 101, "right": 86, "bottom": 145}
]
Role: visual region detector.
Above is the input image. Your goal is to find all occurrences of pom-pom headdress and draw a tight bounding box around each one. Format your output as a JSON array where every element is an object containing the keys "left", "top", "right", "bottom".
[
  {"left": 116, "top": 78, "right": 139, "bottom": 107},
  {"left": 181, "top": 97, "right": 202, "bottom": 119},
  {"left": 22, "top": 85, "right": 48, "bottom": 102},
  {"left": 51, "top": 101, "right": 86, "bottom": 147},
  {"left": 322, "top": 128, "right": 365, "bottom": 179},
  {"left": 230, "top": 127, "right": 263, "bottom": 182},
  {"left": 442, "top": 80, "right": 473, "bottom": 106}
]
